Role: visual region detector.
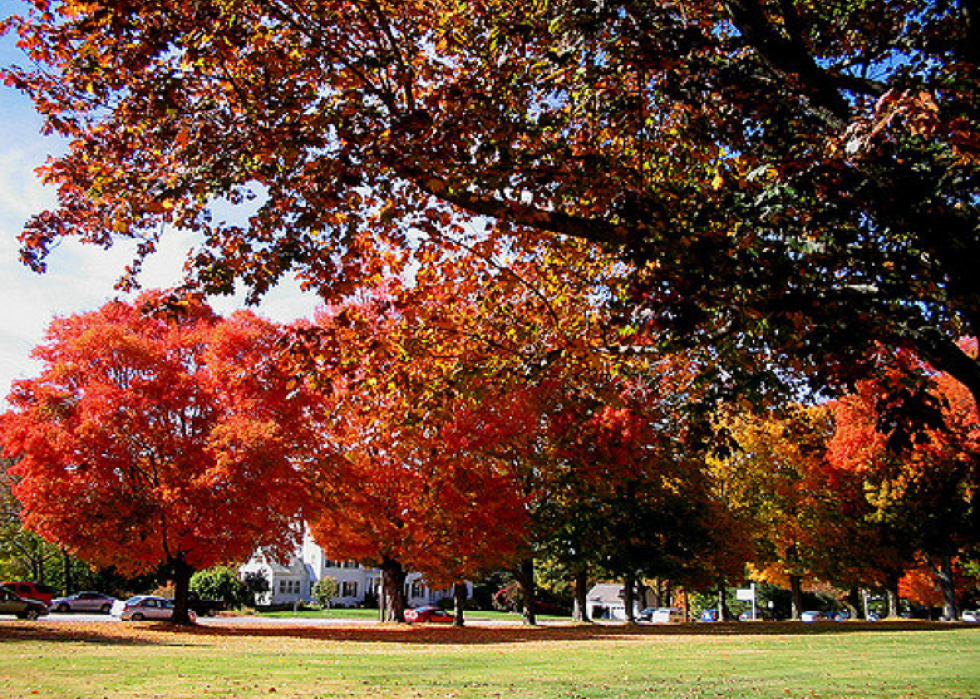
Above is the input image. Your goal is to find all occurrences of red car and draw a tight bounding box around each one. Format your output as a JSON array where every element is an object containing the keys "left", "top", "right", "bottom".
[
  {"left": 405, "top": 606, "right": 455, "bottom": 624},
  {"left": 1, "top": 581, "right": 55, "bottom": 606}
]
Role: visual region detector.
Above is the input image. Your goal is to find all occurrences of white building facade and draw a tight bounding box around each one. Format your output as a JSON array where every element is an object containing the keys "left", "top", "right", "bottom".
[{"left": 240, "top": 532, "right": 461, "bottom": 608}]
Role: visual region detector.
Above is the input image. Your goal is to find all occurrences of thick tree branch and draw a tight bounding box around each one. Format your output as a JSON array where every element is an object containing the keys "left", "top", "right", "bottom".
[
  {"left": 405, "top": 168, "right": 634, "bottom": 248},
  {"left": 723, "top": 0, "right": 851, "bottom": 124}
]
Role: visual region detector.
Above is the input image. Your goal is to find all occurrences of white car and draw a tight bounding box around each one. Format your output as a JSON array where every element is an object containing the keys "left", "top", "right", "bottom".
[
  {"left": 962, "top": 610, "right": 978, "bottom": 623},
  {"left": 112, "top": 595, "right": 197, "bottom": 622},
  {"left": 649, "top": 607, "right": 686, "bottom": 624}
]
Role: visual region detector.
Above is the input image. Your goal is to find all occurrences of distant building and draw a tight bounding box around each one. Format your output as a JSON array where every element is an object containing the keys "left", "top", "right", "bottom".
[
  {"left": 586, "top": 583, "right": 655, "bottom": 620},
  {"left": 240, "top": 532, "right": 465, "bottom": 608}
]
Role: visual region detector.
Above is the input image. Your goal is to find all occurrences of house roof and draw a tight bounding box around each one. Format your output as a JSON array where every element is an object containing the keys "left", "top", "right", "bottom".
[{"left": 587, "top": 584, "right": 626, "bottom": 604}]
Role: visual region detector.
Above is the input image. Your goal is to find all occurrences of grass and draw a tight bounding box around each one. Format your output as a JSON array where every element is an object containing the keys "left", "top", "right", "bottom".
[{"left": 0, "top": 619, "right": 977, "bottom": 698}]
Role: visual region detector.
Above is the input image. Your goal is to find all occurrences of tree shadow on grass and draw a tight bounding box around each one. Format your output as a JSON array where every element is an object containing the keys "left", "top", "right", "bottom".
[
  {"left": 1, "top": 619, "right": 974, "bottom": 648},
  {"left": 0, "top": 620, "right": 195, "bottom": 646}
]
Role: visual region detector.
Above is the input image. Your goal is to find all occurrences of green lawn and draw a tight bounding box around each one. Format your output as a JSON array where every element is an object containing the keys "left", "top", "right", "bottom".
[{"left": 0, "top": 620, "right": 977, "bottom": 699}]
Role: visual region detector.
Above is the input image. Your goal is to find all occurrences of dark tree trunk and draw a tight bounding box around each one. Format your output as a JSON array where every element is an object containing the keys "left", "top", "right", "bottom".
[
  {"left": 885, "top": 571, "right": 902, "bottom": 619},
  {"left": 452, "top": 581, "right": 467, "bottom": 627},
  {"left": 516, "top": 558, "right": 537, "bottom": 626},
  {"left": 62, "top": 549, "right": 73, "bottom": 596},
  {"left": 652, "top": 578, "right": 663, "bottom": 608},
  {"left": 623, "top": 570, "right": 637, "bottom": 624},
  {"left": 789, "top": 574, "right": 804, "bottom": 621},
  {"left": 169, "top": 555, "right": 195, "bottom": 626},
  {"left": 844, "top": 586, "right": 861, "bottom": 619},
  {"left": 716, "top": 584, "right": 728, "bottom": 622},
  {"left": 572, "top": 566, "right": 590, "bottom": 623},
  {"left": 379, "top": 556, "right": 407, "bottom": 623},
  {"left": 933, "top": 554, "right": 959, "bottom": 621}
]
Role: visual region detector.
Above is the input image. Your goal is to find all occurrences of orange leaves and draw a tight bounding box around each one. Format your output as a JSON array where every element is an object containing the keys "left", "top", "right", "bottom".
[{"left": 1, "top": 292, "right": 309, "bottom": 575}]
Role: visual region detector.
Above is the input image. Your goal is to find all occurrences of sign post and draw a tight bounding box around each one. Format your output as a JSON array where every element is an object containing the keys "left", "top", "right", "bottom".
[{"left": 737, "top": 583, "right": 757, "bottom": 620}]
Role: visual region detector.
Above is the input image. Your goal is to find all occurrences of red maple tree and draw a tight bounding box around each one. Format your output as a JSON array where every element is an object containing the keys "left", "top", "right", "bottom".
[{"left": 1, "top": 293, "right": 312, "bottom": 623}]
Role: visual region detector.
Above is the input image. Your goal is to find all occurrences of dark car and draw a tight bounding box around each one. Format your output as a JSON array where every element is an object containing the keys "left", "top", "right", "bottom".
[
  {"left": 50, "top": 591, "right": 117, "bottom": 614},
  {"left": 0, "top": 587, "right": 49, "bottom": 620},
  {"left": 404, "top": 606, "right": 455, "bottom": 624},
  {"left": 187, "top": 591, "right": 225, "bottom": 617},
  {"left": 739, "top": 610, "right": 775, "bottom": 621}
]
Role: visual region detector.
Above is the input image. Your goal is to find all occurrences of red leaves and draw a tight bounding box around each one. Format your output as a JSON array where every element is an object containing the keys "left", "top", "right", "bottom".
[{"left": 1, "top": 292, "right": 310, "bottom": 575}]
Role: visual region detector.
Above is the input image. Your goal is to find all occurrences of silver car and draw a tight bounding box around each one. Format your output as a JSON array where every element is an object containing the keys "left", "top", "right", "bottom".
[
  {"left": 112, "top": 595, "right": 197, "bottom": 622},
  {"left": 50, "top": 591, "right": 117, "bottom": 614}
]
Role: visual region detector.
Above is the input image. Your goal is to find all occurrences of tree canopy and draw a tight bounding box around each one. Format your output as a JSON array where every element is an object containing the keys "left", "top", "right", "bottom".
[
  {"left": 0, "top": 293, "right": 312, "bottom": 623},
  {"left": 4, "top": 0, "right": 978, "bottom": 409}
]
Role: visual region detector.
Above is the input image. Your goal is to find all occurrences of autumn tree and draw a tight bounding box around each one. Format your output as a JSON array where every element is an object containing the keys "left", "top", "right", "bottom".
[
  {"left": 4, "top": 1, "right": 978, "bottom": 421},
  {"left": 0, "top": 293, "right": 312, "bottom": 624},
  {"left": 714, "top": 404, "right": 841, "bottom": 619},
  {"left": 0, "top": 460, "right": 61, "bottom": 584},
  {"left": 297, "top": 279, "right": 532, "bottom": 624},
  {"left": 827, "top": 353, "right": 980, "bottom": 621}
]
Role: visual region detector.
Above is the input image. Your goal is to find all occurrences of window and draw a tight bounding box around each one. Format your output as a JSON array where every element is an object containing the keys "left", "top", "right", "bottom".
[
  {"left": 341, "top": 581, "right": 358, "bottom": 598},
  {"left": 408, "top": 581, "right": 426, "bottom": 598}
]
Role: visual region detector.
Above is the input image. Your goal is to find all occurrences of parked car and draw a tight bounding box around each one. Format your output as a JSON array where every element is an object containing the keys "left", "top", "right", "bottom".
[
  {"left": 50, "top": 591, "right": 117, "bottom": 614},
  {"left": 800, "top": 611, "right": 828, "bottom": 622},
  {"left": 111, "top": 595, "right": 197, "bottom": 622},
  {"left": 648, "top": 607, "right": 686, "bottom": 624},
  {"left": 0, "top": 587, "right": 49, "bottom": 620},
  {"left": 404, "top": 606, "right": 455, "bottom": 624},
  {"left": 700, "top": 609, "right": 720, "bottom": 622},
  {"left": 1, "top": 581, "right": 55, "bottom": 606},
  {"left": 739, "top": 610, "right": 775, "bottom": 621},
  {"left": 187, "top": 591, "right": 225, "bottom": 617},
  {"left": 832, "top": 610, "right": 852, "bottom": 622},
  {"left": 961, "top": 610, "right": 978, "bottom": 623}
]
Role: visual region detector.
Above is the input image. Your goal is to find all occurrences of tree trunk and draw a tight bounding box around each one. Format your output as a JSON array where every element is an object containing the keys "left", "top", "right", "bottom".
[
  {"left": 623, "top": 571, "right": 637, "bottom": 624},
  {"left": 844, "top": 586, "right": 861, "bottom": 620},
  {"left": 516, "top": 558, "right": 537, "bottom": 626},
  {"left": 169, "top": 555, "right": 195, "bottom": 626},
  {"left": 716, "top": 584, "right": 728, "bottom": 622},
  {"left": 652, "top": 578, "right": 663, "bottom": 608},
  {"left": 452, "top": 581, "right": 467, "bottom": 627},
  {"left": 62, "top": 549, "right": 73, "bottom": 596},
  {"left": 572, "top": 565, "right": 590, "bottom": 623},
  {"left": 789, "top": 574, "right": 804, "bottom": 621},
  {"left": 934, "top": 554, "right": 959, "bottom": 621},
  {"left": 379, "top": 556, "right": 407, "bottom": 623},
  {"left": 885, "top": 571, "right": 902, "bottom": 619}
]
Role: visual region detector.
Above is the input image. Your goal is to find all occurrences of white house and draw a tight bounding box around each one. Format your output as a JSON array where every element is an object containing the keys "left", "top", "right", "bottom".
[
  {"left": 586, "top": 583, "right": 655, "bottom": 620},
  {"left": 240, "top": 531, "right": 464, "bottom": 608}
]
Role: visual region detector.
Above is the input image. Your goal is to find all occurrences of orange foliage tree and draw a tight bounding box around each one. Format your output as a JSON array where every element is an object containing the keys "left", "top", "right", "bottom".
[
  {"left": 0, "top": 293, "right": 312, "bottom": 623},
  {"left": 4, "top": 0, "right": 979, "bottom": 427},
  {"left": 293, "top": 276, "right": 533, "bottom": 624},
  {"left": 713, "top": 404, "right": 843, "bottom": 619},
  {"left": 827, "top": 350, "right": 980, "bottom": 620}
]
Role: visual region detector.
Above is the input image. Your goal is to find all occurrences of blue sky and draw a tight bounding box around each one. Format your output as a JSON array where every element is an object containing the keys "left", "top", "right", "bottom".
[{"left": 0, "top": 14, "right": 318, "bottom": 405}]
